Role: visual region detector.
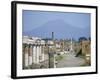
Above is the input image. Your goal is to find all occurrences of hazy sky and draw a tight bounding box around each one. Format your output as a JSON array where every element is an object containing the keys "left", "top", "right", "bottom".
[{"left": 22, "top": 10, "right": 90, "bottom": 40}]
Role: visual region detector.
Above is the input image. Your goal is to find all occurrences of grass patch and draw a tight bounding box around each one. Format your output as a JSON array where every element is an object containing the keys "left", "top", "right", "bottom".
[{"left": 55, "top": 55, "right": 63, "bottom": 61}]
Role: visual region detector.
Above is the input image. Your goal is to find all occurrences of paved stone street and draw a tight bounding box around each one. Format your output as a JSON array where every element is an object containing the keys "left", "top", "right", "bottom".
[{"left": 56, "top": 53, "right": 86, "bottom": 68}]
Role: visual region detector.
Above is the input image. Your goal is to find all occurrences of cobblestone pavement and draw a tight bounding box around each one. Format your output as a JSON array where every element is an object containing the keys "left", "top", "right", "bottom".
[{"left": 56, "top": 53, "right": 86, "bottom": 68}]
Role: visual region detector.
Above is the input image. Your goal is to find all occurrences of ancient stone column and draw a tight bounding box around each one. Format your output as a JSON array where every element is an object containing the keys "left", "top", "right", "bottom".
[
  {"left": 42, "top": 46, "right": 45, "bottom": 61},
  {"left": 36, "top": 46, "right": 39, "bottom": 64},
  {"left": 24, "top": 45, "right": 29, "bottom": 68},
  {"left": 32, "top": 45, "right": 36, "bottom": 64},
  {"left": 28, "top": 45, "right": 32, "bottom": 66},
  {"left": 39, "top": 46, "right": 42, "bottom": 62}
]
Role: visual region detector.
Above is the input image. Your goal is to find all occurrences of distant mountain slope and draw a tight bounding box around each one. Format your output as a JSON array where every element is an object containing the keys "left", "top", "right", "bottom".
[{"left": 23, "top": 19, "right": 90, "bottom": 40}]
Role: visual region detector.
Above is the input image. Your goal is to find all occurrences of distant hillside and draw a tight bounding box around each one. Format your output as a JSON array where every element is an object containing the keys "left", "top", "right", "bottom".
[{"left": 23, "top": 19, "right": 90, "bottom": 40}]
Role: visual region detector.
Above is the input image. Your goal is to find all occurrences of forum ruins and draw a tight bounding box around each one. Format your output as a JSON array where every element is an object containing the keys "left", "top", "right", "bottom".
[{"left": 22, "top": 34, "right": 91, "bottom": 69}]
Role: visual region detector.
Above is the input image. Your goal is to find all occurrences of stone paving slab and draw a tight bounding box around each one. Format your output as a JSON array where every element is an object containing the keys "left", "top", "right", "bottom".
[{"left": 56, "top": 53, "right": 86, "bottom": 68}]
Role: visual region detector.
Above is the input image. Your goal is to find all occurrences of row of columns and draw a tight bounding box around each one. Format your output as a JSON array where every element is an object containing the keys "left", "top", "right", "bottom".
[{"left": 23, "top": 44, "right": 45, "bottom": 68}]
